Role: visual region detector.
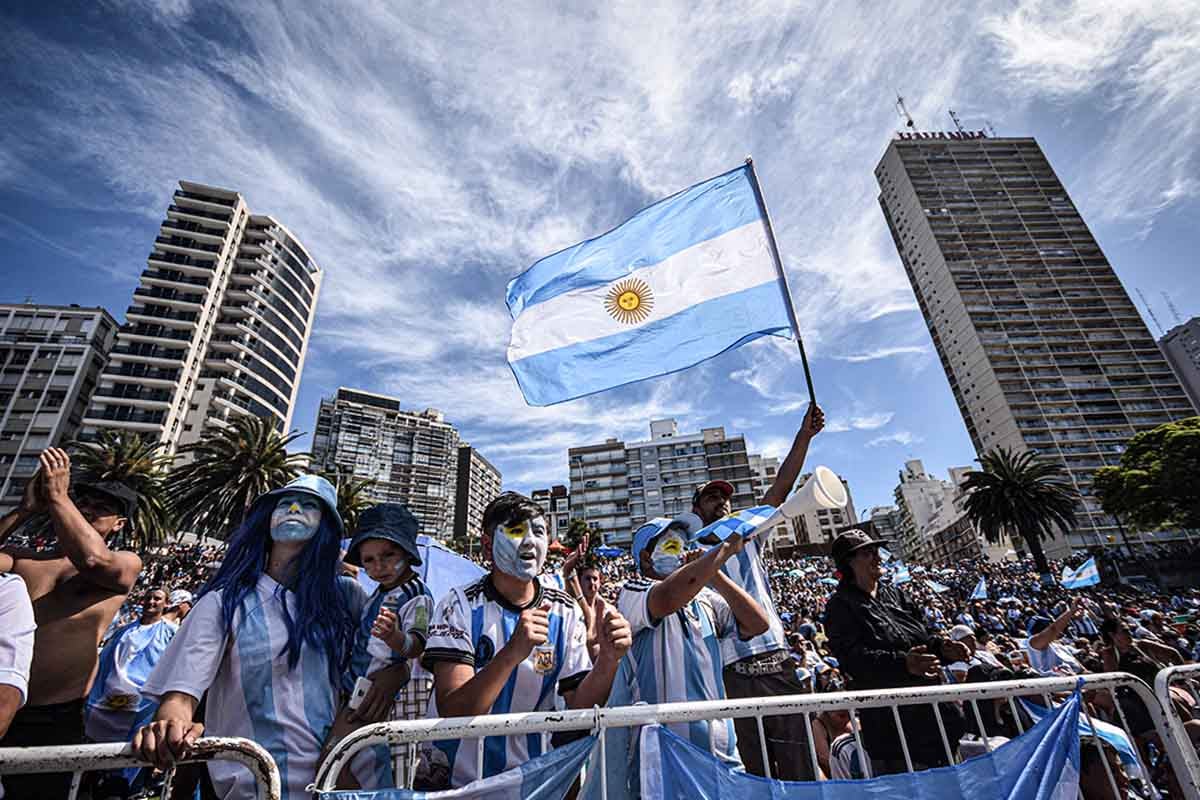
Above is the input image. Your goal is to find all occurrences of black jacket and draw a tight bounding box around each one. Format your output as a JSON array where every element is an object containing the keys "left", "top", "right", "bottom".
[{"left": 825, "top": 580, "right": 964, "bottom": 767}]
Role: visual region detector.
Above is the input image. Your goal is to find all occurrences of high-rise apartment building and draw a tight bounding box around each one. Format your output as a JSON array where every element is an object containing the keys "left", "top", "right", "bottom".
[
  {"left": 81, "top": 180, "right": 322, "bottom": 452},
  {"left": 893, "top": 459, "right": 967, "bottom": 564},
  {"left": 0, "top": 305, "right": 117, "bottom": 512},
  {"left": 453, "top": 445, "right": 503, "bottom": 545},
  {"left": 530, "top": 485, "right": 571, "bottom": 542},
  {"left": 1159, "top": 317, "right": 1200, "bottom": 413},
  {"left": 866, "top": 506, "right": 902, "bottom": 552},
  {"left": 568, "top": 419, "right": 755, "bottom": 546},
  {"left": 310, "top": 388, "right": 462, "bottom": 539},
  {"left": 877, "top": 133, "right": 1194, "bottom": 555}
]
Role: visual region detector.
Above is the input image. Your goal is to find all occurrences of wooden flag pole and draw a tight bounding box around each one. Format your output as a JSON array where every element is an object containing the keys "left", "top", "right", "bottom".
[{"left": 744, "top": 156, "right": 817, "bottom": 406}]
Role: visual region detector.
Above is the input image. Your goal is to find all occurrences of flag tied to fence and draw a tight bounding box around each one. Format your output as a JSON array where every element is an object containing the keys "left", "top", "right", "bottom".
[
  {"left": 343, "top": 691, "right": 1085, "bottom": 800},
  {"left": 505, "top": 165, "right": 795, "bottom": 406}
]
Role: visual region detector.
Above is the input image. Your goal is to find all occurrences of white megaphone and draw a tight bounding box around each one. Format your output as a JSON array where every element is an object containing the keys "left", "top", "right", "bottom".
[{"left": 748, "top": 466, "right": 847, "bottom": 538}]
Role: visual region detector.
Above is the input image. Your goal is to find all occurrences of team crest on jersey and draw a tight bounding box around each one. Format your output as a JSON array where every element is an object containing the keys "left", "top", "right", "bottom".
[
  {"left": 532, "top": 645, "right": 556, "bottom": 674},
  {"left": 104, "top": 693, "right": 137, "bottom": 710},
  {"left": 475, "top": 635, "right": 495, "bottom": 669}
]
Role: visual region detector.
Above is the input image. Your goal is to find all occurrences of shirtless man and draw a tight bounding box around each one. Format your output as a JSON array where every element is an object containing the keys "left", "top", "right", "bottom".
[{"left": 0, "top": 447, "right": 142, "bottom": 798}]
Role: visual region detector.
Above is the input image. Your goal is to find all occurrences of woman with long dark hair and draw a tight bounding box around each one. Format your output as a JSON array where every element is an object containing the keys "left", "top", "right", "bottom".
[{"left": 136, "top": 475, "right": 362, "bottom": 800}]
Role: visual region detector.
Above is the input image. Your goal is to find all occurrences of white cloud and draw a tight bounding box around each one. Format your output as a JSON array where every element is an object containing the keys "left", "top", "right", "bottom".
[
  {"left": 833, "top": 345, "right": 932, "bottom": 363},
  {"left": 866, "top": 431, "right": 923, "bottom": 448}
]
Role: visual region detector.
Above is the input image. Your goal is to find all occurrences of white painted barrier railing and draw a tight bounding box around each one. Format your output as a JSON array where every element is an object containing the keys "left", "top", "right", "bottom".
[
  {"left": 1155, "top": 663, "right": 1200, "bottom": 797},
  {"left": 0, "top": 736, "right": 281, "bottom": 800},
  {"left": 314, "top": 671, "right": 1199, "bottom": 799}
]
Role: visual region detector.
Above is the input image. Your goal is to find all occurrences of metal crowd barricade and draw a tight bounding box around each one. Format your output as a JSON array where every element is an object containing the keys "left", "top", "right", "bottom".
[
  {"left": 1155, "top": 663, "right": 1200, "bottom": 796},
  {"left": 315, "top": 671, "right": 1199, "bottom": 799},
  {"left": 0, "top": 736, "right": 281, "bottom": 800}
]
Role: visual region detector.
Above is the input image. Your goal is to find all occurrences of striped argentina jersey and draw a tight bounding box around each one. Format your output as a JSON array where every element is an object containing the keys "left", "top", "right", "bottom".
[
  {"left": 85, "top": 618, "right": 177, "bottom": 743},
  {"left": 616, "top": 577, "right": 739, "bottom": 762},
  {"left": 143, "top": 574, "right": 367, "bottom": 800},
  {"left": 347, "top": 575, "right": 434, "bottom": 689},
  {"left": 717, "top": 536, "right": 787, "bottom": 664},
  {"left": 421, "top": 576, "right": 591, "bottom": 788}
]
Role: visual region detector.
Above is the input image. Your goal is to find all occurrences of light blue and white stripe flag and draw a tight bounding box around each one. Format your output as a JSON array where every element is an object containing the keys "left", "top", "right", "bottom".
[
  {"left": 341, "top": 734, "right": 595, "bottom": 799},
  {"left": 970, "top": 576, "right": 988, "bottom": 600},
  {"left": 688, "top": 505, "right": 777, "bottom": 543},
  {"left": 639, "top": 689, "right": 1082, "bottom": 799},
  {"left": 892, "top": 562, "right": 912, "bottom": 584},
  {"left": 1021, "top": 699, "right": 1141, "bottom": 773},
  {"left": 506, "top": 165, "right": 795, "bottom": 406},
  {"left": 925, "top": 579, "right": 951, "bottom": 594},
  {"left": 1061, "top": 557, "right": 1100, "bottom": 589}
]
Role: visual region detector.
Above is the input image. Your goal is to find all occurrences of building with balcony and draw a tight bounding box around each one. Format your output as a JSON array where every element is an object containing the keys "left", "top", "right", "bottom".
[
  {"left": 877, "top": 134, "right": 1194, "bottom": 555},
  {"left": 1159, "top": 317, "right": 1200, "bottom": 414},
  {"left": 0, "top": 305, "right": 117, "bottom": 512},
  {"left": 310, "top": 388, "right": 464, "bottom": 539},
  {"left": 530, "top": 485, "right": 571, "bottom": 542},
  {"left": 81, "top": 180, "right": 322, "bottom": 452},
  {"left": 569, "top": 419, "right": 756, "bottom": 546},
  {"left": 453, "top": 445, "right": 503, "bottom": 548}
]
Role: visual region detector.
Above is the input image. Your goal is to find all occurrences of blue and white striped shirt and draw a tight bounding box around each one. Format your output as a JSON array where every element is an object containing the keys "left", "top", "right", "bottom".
[
  {"left": 85, "top": 618, "right": 177, "bottom": 743},
  {"left": 717, "top": 537, "right": 787, "bottom": 665},
  {"left": 422, "top": 576, "right": 591, "bottom": 788},
  {"left": 616, "top": 577, "right": 740, "bottom": 762},
  {"left": 347, "top": 575, "right": 433, "bottom": 690}
]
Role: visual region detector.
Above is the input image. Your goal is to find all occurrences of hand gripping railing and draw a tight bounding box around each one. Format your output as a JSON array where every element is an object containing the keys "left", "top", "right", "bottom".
[
  {"left": 0, "top": 736, "right": 281, "bottom": 800},
  {"left": 315, "top": 672, "right": 1197, "bottom": 799},
  {"left": 1155, "top": 663, "right": 1200, "bottom": 797}
]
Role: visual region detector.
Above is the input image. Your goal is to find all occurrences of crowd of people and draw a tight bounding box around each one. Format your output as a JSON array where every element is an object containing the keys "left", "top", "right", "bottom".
[{"left": 0, "top": 402, "right": 1196, "bottom": 799}]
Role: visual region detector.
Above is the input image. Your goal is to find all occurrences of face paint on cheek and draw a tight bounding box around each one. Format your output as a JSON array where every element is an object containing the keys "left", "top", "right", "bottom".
[
  {"left": 492, "top": 519, "right": 547, "bottom": 580},
  {"left": 269, "top": 495, "right": 322, "bottom": 542},
  {"left": 651, "top": 534, "right": 685, "bottom": 577}
]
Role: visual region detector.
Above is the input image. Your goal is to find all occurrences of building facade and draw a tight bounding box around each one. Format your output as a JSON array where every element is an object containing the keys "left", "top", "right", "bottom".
[
  {"left": 530, "top": 485, "right": 571, "bottom": 542},
  {"left": 877, "top": 134, "right": 1194, "bottom": 555},
  {"left": 893, "top": 460, "right": 963, "bottom": 564},
  {"left": 81, "top": 180, "right": 321, "bottom": 453},
  {"left": 568, "top": 419, "right": 756, "bottom": 546},
  {"left": 0, "top": 305, "right": 118, "bottom": 512},
  {"left": 453, "top": 445, "right": 503, "bottom": 547},
  {"left": 310, "top": 388, "right": 462, "bottom": 539},
  {"left": 867, "top": 505, "right": 902, "bottom": 553},
  {"left": 1159, "top": 317, "right": 1200, "bottom": 414}
]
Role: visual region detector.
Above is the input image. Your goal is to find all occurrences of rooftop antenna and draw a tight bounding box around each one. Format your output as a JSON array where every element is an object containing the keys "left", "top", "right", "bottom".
[
  {"left": 1136, "top": 288, "right": 1164, "bottom": 335},
  {"left": 948, "top": 109, "right": 965, "bottom": 133},
  {"left": 1162, "top": 292, "right": 1184, "bottom": 325},
  {"left": 895, "top": 93, "right": 916, "bottom": 129}
]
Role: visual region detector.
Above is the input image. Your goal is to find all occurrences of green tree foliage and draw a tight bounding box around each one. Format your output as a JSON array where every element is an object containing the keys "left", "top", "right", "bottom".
[
  {"left": 68, "top": 430, "right": 175, "bottom": 549},
  {"left": 167, "top": 415, "right": 306, "bottom": 539},
  {"left": 962, "top": 446, "right": 1078, "bottom": 583},
  {"left": 1093, "top": 416, "right": 1200, "bottom": 531}
]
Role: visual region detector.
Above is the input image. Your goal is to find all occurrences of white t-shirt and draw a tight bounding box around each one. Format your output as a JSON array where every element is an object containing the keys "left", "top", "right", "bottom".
[
  {"left": 0, "top": 573, "right": 35, "bottom": 706},
  {"left": 143, "top": 574, "right": 366, "bottom": 800},
  {"left": 421, "top": 576, "right": 591, "bottom": 788},
  {"left": 616, "top": 577, "right": 740, "bottom": 762}
]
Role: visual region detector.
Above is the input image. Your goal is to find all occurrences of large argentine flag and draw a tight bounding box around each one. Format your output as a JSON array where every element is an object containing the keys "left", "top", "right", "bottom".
[{"left": 506, "top": 165, "right": 794, "bottom": 406}]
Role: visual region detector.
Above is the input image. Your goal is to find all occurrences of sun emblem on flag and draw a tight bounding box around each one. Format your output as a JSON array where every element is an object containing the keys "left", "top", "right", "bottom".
[{"left": 604, "top": 277, "right": 654, "bottom": 325}]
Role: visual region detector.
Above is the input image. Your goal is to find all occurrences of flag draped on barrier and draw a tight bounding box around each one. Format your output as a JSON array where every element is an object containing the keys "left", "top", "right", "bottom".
[
  {"left": 324, "top": 734, "right": 595, "bottom": 799},
  {"left": 639, "top": 690, "right": 1082, "bottom": 799},
  {"left": 1061, "top": 557, "right": 1100, "bottom": 589},
  {"left": 505, "top": 165, "right": 796, "bottom": 406},
  {"left": 969, "top": 577, "right": 988, "bottom": 600},
  {"left": 1020, "top": 699, "right": 1140, "bottom": 771}
]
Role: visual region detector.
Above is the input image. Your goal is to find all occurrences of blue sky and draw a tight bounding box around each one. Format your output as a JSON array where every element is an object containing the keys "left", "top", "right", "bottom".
[{"left": 3, "top": 1, "right": 1198, "bottom": 516}]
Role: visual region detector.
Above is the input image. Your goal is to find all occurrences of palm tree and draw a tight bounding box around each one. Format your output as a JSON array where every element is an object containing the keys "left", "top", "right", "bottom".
[
  {"left": 69, "top": 430, "right": 175, "bottom": 549},
  {"left": 962, "top": 446, "right": 1079, "bottom": 584},
  {"left": 167, "top": 415, "right": 307, "bottom": 539},
  {"left": 320, "top": 467, "right": 378, "bottom": 533}
]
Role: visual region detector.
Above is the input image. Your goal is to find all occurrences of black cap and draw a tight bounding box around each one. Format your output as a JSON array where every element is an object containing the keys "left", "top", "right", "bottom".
[
  {"left": 830, "top": 528, "right": 881, "bottom": 566},
  {"left": 75, "top": 481, "right": 138, "bottom": 527},
  {"left": 345, "top": 503, "right": 422, "bottom": 567}
]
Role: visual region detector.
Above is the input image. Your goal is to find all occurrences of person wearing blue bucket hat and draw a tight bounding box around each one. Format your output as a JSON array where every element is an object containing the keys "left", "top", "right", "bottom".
[
  {"left": 136, "top": 475, "right": 365, "bottom": 800},
  {"left": 327, "top": 503, "right": 434, "bottom": 789}
]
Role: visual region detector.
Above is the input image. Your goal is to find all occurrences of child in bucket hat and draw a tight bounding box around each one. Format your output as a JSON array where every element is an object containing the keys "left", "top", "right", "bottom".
[{"left": 325, "top": 503, "right": 434, "bottom": 789}]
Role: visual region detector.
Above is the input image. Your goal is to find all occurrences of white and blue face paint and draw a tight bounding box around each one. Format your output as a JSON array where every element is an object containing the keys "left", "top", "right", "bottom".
[
  {"left": 269, "top": 492, "right": 323, "bottom": 543},
  {"left": 650, "top": 532, "right": 686, "bottom": 578},
  {"left": 491, "top": 516, "right": 549, "bottom": 581}
]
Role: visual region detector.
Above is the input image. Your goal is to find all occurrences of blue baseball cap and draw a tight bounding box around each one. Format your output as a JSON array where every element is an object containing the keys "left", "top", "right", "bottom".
[
  {"left": 250, "top": 474, "right": 344, "bottom": 537},
  {"left": 346, "top": 503, "right": 422, "bottom": 567},
  {"left": 631, "top": 517, "right": 680, "bottom": 575}
]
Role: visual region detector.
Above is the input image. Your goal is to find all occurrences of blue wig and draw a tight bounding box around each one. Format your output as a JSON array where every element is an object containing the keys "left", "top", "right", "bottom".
[{"left": 199, "top": 502, "right": 355, "bottom": 682}]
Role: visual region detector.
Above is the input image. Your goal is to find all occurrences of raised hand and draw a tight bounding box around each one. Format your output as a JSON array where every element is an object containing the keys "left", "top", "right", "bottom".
[
  {"left": 801, "top": 403, "right": 825, "bottom": 438},
  {"left": 595, "top": 596, "right": 632, "bottom": 662},
  {"left": 563, "top": 534, "right": 589, "bottom": 576},
  {"left": 39, "top": 447, "right": 71, "bottom": 502},
  {"left": 371, "top": 607, "right": 399, "bottom": 642}
]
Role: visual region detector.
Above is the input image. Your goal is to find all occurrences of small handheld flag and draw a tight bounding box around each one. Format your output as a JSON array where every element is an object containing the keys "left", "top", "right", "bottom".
[
  {"left": 688, "top": 506, "right": 776, "bottom": 543},
  {"left": 506, "top": 163, "right": 807, "bottom": 406},
  {"left": 1061, "top": 557, "right": 1100, "bottom": 589},
  {"left": 892, "top": 563, "right": 912, "bottom": 585},
  {"left": 970, "top": 577, "right": 988, "bottom": 600}
]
